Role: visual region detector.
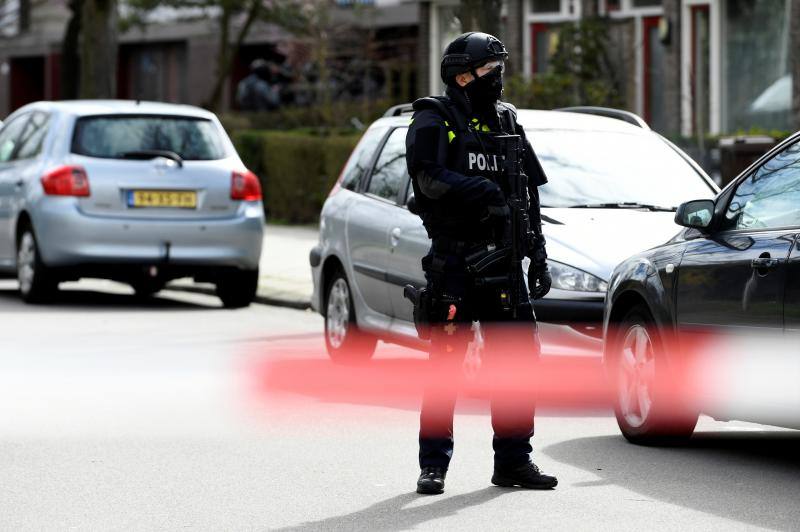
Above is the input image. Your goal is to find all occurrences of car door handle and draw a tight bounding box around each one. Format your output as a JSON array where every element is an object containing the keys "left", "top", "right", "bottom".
[
  {"left": 14, "top": 179, "right": 23, "bottom": 188},
  {"left": 390, "top": 227, "right": 402, "bottom": 248},
  {"left": 751, "top": 256, "right": 779, "bottom": 270}
]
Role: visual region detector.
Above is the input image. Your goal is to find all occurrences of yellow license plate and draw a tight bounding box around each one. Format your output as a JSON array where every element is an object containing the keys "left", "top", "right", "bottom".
[{"left": 129, "top": 190, "right": 197, "bottom": 209}]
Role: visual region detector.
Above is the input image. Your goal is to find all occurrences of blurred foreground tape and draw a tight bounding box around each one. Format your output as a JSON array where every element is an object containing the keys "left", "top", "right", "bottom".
[{"left": 250, "top": 328, "right": 800, "bottom": 430}]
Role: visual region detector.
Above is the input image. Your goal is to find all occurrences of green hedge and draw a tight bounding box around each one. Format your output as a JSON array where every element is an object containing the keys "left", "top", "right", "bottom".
[{"left": 233, "top": 129, "right": 362, "bottom": 224}]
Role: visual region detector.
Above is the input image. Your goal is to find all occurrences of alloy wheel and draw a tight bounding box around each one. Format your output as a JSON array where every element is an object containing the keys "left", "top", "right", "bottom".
[
  {"left": 326, "top": 278, "right": 350, "bottom": 349},
  {"left": 618, "top": 324, "right": 656, "bottom": 429},
  {"left": 17, "top": 232, "right": 37, "bottom": 296}
]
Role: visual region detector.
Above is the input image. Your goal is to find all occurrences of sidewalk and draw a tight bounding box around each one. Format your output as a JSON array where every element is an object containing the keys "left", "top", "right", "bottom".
[
  {"left": 170, "top": 223, "right": 318, "bottom": 309},
  {"left": 256, "top": 224, "right": 319, "bottom": 308}
]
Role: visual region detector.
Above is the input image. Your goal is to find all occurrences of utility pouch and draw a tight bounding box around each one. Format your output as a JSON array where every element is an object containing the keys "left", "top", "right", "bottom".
[{"left": 464, "top": 247, "right": 516, "bottom": 314}]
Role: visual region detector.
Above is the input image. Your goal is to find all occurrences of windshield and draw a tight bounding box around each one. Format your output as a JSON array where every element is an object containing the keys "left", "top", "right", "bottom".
[
  {"left": 72, "top": 115, "right": 227, "bottom": 160},
  {"left": 528, "top": 129, "right": 716, "bottom": 208}
]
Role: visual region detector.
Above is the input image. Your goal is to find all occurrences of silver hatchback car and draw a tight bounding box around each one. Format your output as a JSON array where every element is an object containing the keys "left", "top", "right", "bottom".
[
  {"left": 0, "top": 100, "right": 264, "bottom": 306},
  {"left": 310, "top": 106, "right": 718, "bottom": 361}
]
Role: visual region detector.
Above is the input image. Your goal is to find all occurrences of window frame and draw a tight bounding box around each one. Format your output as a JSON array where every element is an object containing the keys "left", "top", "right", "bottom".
[
  {"left": 13, "top": 111, "right": 51, "bottom": 162},
  {"left": 0, "top": 112, "right": 32, "bottom": 164},
  {"left": 362, "top": 126, "right": 409, "bottom": 207},
  {"left": 530, "top": 0, "right": 563, "bottom": 15},
  {"left": 341, "top": 125, "right": 389, "bottom": 193},
  {"left": 712, "top": 134, "right": 800, "bottom": 235},
  {"left": 719, "top": 138, "right": 800, "bottom": 233}
]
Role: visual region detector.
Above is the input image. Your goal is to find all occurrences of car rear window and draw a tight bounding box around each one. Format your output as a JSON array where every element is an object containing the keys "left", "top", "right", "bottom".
[{"left": 71, "top": 115, "right": 227, "bottom": 160}]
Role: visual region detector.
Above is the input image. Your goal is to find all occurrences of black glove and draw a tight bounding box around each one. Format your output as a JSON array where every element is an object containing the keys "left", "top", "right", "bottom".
[
  {"left": 487, "top": 205, "right": 510, "bottom": 245},
  {"left": 483, "top": 186, "right": 509, "bottom": 245},
  {"left": 528, "top": 261, "right": 551, "bottom": 300}
]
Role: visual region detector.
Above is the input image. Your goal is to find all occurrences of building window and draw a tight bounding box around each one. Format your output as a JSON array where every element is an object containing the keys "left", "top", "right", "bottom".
[
  {"left": 531, "top": 0, "right": 562, "bottom": 14},
  {"left": 531, "top": 23, "right": 560, "bottom": 73},
  {"left": 631, "top": 0, "right": 662, "bottom": 7},
  {"left": 0, "top": 0, "right": 22, "bottom": 37},
  {"left": 121, "top": 43, "right": 187, "bottom": 104},
  {"left": 643, "top": 16, "right": 666, "bottom": 131},
  {"left": 721, "top": 0, "right": 791, "bottom": 132}
]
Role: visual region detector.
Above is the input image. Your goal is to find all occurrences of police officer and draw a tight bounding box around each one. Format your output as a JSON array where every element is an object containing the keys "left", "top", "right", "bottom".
[{"left": 405, "top": 32, "right": 557, "bottom": 494}]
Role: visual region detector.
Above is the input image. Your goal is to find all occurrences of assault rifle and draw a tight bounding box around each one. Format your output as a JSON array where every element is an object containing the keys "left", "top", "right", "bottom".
[{"left": 466, "top": 134, "right": 531, "bottom": 319}]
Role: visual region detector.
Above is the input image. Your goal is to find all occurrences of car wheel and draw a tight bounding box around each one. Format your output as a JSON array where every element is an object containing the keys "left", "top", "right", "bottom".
[
  {"left": 611, "top": 304, "right": 698, "bottom": 445},
  {"left": 216, "top": 268, "right": 258, "bottom": 309},
  {"left": 17, "top": 227, "right": 58, "bottom": 303},
  {"left": 324, "top": 271, "right": 376, "bottom": 364}
]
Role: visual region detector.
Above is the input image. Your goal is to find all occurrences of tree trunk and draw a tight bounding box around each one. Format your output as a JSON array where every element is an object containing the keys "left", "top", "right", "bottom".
[
  {"left": 459, "top": 0, "right": 501, "bottom": 37},
  {"left": 206, "top": 0, "right": 261, "bottom": 111},
  {"left": 61, "top": 0, "right": 82, "bottom": 100},
  {"left": 314, "top": 14, "right": 331, "bottom": 124},
  {"left": 79, "top": 0, "right": 118, "bottom": 99},
  {"left": 580, "top": 0, "right": 599, "bottom": 17}
]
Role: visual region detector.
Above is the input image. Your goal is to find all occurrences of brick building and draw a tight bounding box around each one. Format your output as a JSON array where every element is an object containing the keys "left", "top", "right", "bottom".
[
  {"left": 417, "top": 0, "right": 799, "bottom": 136},
  {"left": 0, "top": 0, "right": 418, "bottom": 118},
  {"left": 2, "top": 0, "right": 798, "bottom": 137}
]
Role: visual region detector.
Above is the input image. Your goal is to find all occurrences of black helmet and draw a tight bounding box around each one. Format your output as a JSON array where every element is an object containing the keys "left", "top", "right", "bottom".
[{"left": 441, "top": 32, "right": 508, "bottom": 86}]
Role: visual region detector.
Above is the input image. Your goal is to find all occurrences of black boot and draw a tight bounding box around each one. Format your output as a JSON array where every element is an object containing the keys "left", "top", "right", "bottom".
[
  {"left": 492, "top": 461, "right": 557, "bottom": 489},
  {"left": 416, "top": 466, "right": 447, "bottom": 495}
]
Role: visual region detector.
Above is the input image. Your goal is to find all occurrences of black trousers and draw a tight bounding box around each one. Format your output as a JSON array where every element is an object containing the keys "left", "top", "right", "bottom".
[{"left": 419, "top": 250, "right": 541, "bottom": 470}]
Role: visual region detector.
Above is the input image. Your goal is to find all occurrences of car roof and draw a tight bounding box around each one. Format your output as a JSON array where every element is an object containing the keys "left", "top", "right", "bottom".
[
  {"left": 373, "top": 108, "right": 649, "bottom": 135},
  {"left": 10, "top": 100, "right": 217, "bottom": 120}
]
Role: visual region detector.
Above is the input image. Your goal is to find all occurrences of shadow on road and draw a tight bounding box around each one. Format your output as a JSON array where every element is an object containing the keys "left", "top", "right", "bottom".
[
  {"left": 0, "top": 285, "right": 216, "bottom": 312},
  {"left": 545, "top": 430, "right": 800, "bottom": 530},
  {"left": 275, "top": 487, "right": 519, "bottom": 531}
]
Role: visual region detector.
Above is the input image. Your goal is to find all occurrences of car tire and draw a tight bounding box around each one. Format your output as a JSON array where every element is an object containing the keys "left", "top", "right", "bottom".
[
  {"left": 216, "top": 268, "right": 258, "bottom": 309},
  {"left": 324, "top": 271, "right": 377, "bottom": 364},
  {"left": 611, "top": 303, "right": 698, "bottom": 445},
  {"left": 16, "top": 226, "right": 58, "bottom": 303}
]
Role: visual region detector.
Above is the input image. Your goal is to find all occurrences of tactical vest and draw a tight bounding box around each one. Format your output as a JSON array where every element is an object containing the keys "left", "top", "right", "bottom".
[{"left": 412, "top": 96, "right": 518, "bottom": 242}]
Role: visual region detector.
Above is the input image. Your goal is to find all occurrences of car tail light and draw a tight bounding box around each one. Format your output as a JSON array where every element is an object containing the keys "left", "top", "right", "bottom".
[
  {"left": 41, "top": 165, "right": 90, "bottom": 197},
  {"left": 231, "top": 170, "right": 262, "bottom": 201}
]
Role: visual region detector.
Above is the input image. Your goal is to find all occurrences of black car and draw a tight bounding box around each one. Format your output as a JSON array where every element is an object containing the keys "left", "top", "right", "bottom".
[{"left": 603, "top": 132, "right": 800, "bottom": 443}]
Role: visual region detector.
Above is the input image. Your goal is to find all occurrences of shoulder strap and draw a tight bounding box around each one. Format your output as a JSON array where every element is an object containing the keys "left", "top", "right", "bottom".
[{"left": 412, "top": 96, "right": 468, "bottom": 134}]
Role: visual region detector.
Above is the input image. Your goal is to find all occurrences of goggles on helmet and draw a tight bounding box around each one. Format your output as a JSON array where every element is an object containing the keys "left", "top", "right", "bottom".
[{"left": 476, "top": 59, "right": 505, "bottom": 72}]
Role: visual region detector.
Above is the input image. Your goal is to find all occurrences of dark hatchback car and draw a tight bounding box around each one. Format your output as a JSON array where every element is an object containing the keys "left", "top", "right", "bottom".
[{"left": 603, "top": 131, "right": 800, "bottom": 443}]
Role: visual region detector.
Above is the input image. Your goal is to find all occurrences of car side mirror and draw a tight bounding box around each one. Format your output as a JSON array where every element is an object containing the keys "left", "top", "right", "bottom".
[
  {"left": 675, "top": 199, "right": 715, "bottom": 230},
  {"left": 406, "top": 194, "right": 419, "bottom": 215}
]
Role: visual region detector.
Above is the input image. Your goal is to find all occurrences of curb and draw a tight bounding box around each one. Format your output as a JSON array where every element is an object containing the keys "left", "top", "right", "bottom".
[{"left": 167, "top": 284, "right": 312, "bottom": 311}]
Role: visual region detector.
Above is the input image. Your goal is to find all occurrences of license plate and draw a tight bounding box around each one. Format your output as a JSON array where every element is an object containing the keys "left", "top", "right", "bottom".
[{"left": 128, "top": 190, "right": 197, "bottom": 209}]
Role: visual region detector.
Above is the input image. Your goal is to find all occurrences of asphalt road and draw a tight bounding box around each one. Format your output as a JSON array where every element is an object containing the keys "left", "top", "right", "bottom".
[{"left": 0, "top": 279, "right": 798, "bottom": 531}]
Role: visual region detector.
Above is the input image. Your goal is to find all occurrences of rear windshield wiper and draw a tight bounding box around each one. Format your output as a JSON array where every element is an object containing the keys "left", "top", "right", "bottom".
[
  {"left": 119, "top": 150, "right": 184, "bottom": 167},
  {"left": 568, "top": 202, "right": 676, "bottom": 212}
]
